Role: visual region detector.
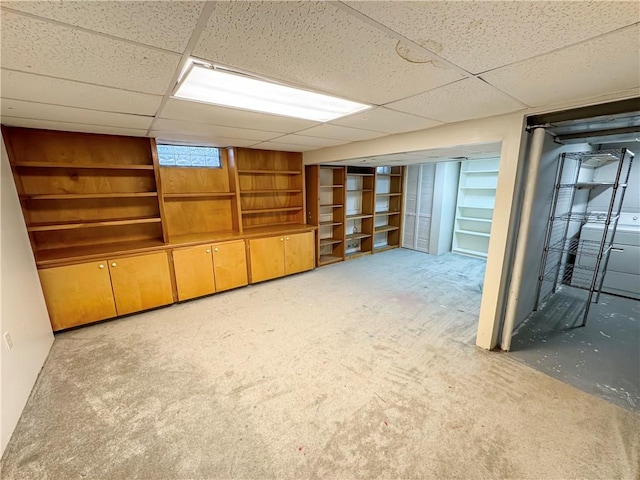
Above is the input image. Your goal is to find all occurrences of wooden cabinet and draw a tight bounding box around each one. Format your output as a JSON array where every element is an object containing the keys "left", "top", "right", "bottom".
[
  {"left": 173, "top": 240, "right": 248, "bottom": 301},
  {"left": 248, "top": 231, "right": 314, "bottom": 283},
  {"left": 284, "top": 231, "right": 315, "bottom": 275},
  {"left": 39, "top": 252, "right": 173, "bottom": 330},
  {"left": 109, "top": 252, "right": 173, "bottom": 315},
  {"left": 212, "top": 240, "right": 248, "bottom": 292},
  {"left": 39, "top": 261, "right": 117, "bottom": 331}
]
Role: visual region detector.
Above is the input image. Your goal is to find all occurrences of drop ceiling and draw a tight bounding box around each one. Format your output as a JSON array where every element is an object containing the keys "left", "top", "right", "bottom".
[{"left": 1, "top": 1, "right": 638, "bottom": 153}]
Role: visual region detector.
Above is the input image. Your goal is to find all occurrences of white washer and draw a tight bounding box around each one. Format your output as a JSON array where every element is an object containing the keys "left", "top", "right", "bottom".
[{"left": 575, "top": 212, "right": 640, "bottom": 299}]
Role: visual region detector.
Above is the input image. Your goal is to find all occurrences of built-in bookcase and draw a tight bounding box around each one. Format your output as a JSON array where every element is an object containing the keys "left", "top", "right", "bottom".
[
  {"left": 373, "top": 166, "right": 404, "bottom": 251},
  {"left": 345, "top": 166, "right": 375, "bottom": 259},
  {"left": 452, "top": 158, "right": 499, "bottom": 258}
]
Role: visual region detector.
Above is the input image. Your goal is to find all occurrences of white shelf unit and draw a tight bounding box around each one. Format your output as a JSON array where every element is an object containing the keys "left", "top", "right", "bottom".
[
  {"left": 345, "top": 167, "right": 374, "bottom": 258},
  {"left": 452, "top": 158, "right": 499, "bottom": 258}
]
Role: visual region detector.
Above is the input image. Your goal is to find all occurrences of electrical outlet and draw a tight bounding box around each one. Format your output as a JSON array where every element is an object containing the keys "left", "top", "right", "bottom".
[{"left": 4, "top": 332, "right": 13, "bottom": 350}]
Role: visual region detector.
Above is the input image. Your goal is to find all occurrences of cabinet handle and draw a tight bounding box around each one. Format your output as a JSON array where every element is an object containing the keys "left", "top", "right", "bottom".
[
  {"left": 99, "top": 264, "right": 104, "bottom": 269},
  {"left": 214, "top": 247, "right": 219, "bottom": 252},
  {"left": 206, "top": 249, "right": 211, "bottom": 253},
  {"left": 111, "top": 262, "right": 117, "bottom": 267}
]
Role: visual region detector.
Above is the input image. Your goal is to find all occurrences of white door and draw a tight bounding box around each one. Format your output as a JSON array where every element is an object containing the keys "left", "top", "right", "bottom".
[{"left": 402, "top": 164, "right": 435, "bottom": 252}]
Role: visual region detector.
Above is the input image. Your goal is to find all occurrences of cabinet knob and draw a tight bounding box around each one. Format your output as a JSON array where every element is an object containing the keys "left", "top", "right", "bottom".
[
  {"left": 99, "top": 264, "right": 104, "bottom": 269},
  {"left": 280, "top": 237, "right": 284, "bottom": 241},
  {"left": 214, "top": 247, "right": 219, "bottom": 252},
  {"left": 286, "top": 236, "right": 290, "bottom": 241},
  {"left": 206, "top": 249, "right": 211, "bottom": 253},
  {"left": 111, "top": 262, "right": 117, "bottom": 267}
]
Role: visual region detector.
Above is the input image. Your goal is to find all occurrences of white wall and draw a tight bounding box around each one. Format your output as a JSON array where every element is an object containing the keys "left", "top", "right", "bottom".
[
  {"left": 589, "top": 141, "right": 639, "bottom": 214},
  {"left": 430, "top": 161, "right": 460, "bottom": 255},
  {"left": 305, "top": 112, "right": 528, "bottom": 350},
  {"left": 0, "top": 136, "right": 54, "bottom": 456}
]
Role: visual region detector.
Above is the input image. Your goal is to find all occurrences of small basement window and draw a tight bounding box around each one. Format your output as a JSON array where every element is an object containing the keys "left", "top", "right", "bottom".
[{"left": 157, "top": 144, "right": 221, "bottom": 168}]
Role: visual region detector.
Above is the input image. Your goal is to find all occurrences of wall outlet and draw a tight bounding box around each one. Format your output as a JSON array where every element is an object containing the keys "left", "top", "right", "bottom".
[{"left": 4, "top": 332, "right": 13, "bottom": 350}]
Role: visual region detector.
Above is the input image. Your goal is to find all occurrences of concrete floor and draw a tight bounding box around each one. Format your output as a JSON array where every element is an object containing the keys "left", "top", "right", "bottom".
[
  {"left": 511, "top": 286, "right": 640, "bottom": 411},
  {"left": 1, "top": 249, "right": 638, "bottom": 479}
]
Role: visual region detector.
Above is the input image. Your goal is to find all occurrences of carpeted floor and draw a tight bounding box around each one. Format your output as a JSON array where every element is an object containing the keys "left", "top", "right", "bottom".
[{"left": 1, "top": 249, "right": 638, "bottom": 479}]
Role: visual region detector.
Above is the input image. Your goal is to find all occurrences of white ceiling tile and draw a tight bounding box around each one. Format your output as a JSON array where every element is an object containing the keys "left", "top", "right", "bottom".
[
  {"left": 268, "top": 135, "right": 349, "bottom": 148},
  {"left": 344, "top": 1, "right": 639, "bottom": 73},
  {"left": 0, "top": 116, "right": 148, "bottom": 137},
  {"left": 295, "top": 124, "right": 388, "bottom": 142},
  {"left": 152, "top": 118, "right": 281, "bottom": 142},
  {"left": 2, "top": 1, "right": 204, "bottom": 53},
  {"left": 159, "top": 98, "right": 320, "bottom": 133},
  {"left": 330, "top": 107, "right": 442, "bottom": 134},
  {"left": 386, "top": 79, "right": 525, "bottom": 123},
  {"left": 251, "top": 142, "right": 318, "bottom": 153},
  {"left": 1, "top": 11, "right": 180, "bottom": 95},
  {"left": 482, "top": 26, "right": 640, "bottom": 108},
  {"left": 192, "top": 1, "right": 463, "bottom": 105},
  {"left": 1, "top": 69, "right": 162, "bottom": 115},
  {"left": 1, "top": 99, "right": 153, "bottom": 129},
  {"left": 151, "top": 131, "right": 258, "bottom": 148}
]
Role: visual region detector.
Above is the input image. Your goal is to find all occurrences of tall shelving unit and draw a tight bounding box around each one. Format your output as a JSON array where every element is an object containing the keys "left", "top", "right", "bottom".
[
  {"left": 373, "top": 166, "right": 404, "bottom": 252},
  {"left": 345, "top": 166, "right": 375, "bottom": 259},
  {"left": 452, "top": 158, "right": 499, "bottom": 258},
  {"left": 233, "top": 148, "right": 305, "bottom": 230},
  {"left": 305, "top": 165, "right": 345, "bottom": 266},
  {"left": 3, "top": 127, "right": 166, "bottom": 264},
  {"left": 534, "top": 148, "right": 634, "bottom": 326}
]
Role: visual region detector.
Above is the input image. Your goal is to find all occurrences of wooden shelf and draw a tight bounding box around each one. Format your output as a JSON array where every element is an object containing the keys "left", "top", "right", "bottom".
[
  {"left": 14, "top": 162, "right": 154, "bottom": 170},
  {"left": 345, "top": 250, "right": 370, "bottom": 259},
  {"left": 21, "top": 192, "right": 158, "bottom": 200},
  {"left": 319, "top": 221, "right": 343, "bottom": 226},
  {"left": 242, "top": 207, "right": 303, "bottom": 214},
  {"left": 346, "top": 213, "right": 373, "bottom": 220},
  {"left": 375, "top": 225, "right": 399, "bottom": 233},
  {"left": 320, "top": 204, "right": 343, "bottom": 208},
  {"left": 240, "top": 189, "right": 302, "bottom": 194},
  {"left": 347, "top": 189, "right": 373, "bottom": 193},
  {"left": 374, "top": 211, "right": 401, "bottom": 216},
  {"left": 318, "top": 254, "right": 343, "bottom": 265},
  {"left": 319, "top": 238, "right": 343, "bottom": 246},
  {"left": 28, "top": 217, "right": 162, "bottom": 232},
  {"left": 240, "top": 224, "right": 316, "bottom": 237},
  {"left": 347, "top": 173, "right": 374, "bottom": 177},
  {"left": 167, "top": 231, "right": 241, "bottom": 245},
  {"left": 238, "top": 169, "right": 301, "bottom": 175},
  {"left": 373, "top": 244, "right": 398, "bottom": 252},
  {"left": 320, "top": 185, "right": 344, "bottom": 188},
  {"left": 164, "top": 192, "right": 235, "bottom": 199},
  {"left": 375, "top": 192, "right": 402, "bottom": 197},
  {"left": 346, "top": 233, "right": 371, "bottom": 240},
  {"left": 36, "top": 239, "right": 167, "bottom": 266}
]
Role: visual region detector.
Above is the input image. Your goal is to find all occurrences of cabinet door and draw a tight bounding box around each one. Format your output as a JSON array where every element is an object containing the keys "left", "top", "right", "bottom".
[
  {"left": 285, "top": 231, "right": 315, "bottom": 275},
  {"left": 173, "top": 245, "right": 216, "bottom": 301},
  {"left": 212, "top": 240, "right": 248, "bottom": 292},
  {"left": 248, "top": 236, "right": 285, "bottom": 283},
  {"left": 38, "top": 262, "right": 116, "bottom": 331},
  {"left": 109, "top": 252, "right": 174, "bottom": 315}
]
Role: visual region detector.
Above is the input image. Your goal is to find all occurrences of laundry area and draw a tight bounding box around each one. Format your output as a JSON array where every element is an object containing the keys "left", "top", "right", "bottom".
[{"left": 508, "top": 108, "right": 640, "bottom": 411}]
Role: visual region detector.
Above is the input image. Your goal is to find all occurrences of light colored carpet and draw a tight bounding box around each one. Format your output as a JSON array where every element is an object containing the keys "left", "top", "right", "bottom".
[{"left": 1, "top": 249, "right": 638, "bottom": 479}]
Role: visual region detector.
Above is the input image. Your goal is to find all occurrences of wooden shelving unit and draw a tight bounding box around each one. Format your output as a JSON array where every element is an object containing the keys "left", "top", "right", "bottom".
[
  {"left": 3, "top": 127, "right": 165, "bottom": 264},
  {"left": 305, "top": 165, "right": 345, "bottom": 266},
  {"left": 373, "top": 166, "right": 404, "bottom": 252},
  {"left": 345, "top": 166, "right": 375, "bottom": 259},
  {"left": 452, "top": 158, "right": 499, "bottom": 258},
  {"left": 159, "top": 145, "right": 241, "bottom": 242},
  {"left": 233, "top": 147, "right": 305, "bottom": 230}
]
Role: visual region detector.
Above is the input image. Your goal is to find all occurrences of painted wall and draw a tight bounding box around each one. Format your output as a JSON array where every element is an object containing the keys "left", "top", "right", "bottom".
[
  {"left": 588, "top": 141, "right": 639, "bottom": 214},
  {"left": 0, "top": 137, "right": 54, "bottom": 456},
  {"left": 430, "top": 161, "right": 460, "bottom": 255},
  {"left": 512, "top": 134, "right": 593, "bottom": 328},
  {"left": 305, "top": 112, "right": 528, "bottom": 350}
]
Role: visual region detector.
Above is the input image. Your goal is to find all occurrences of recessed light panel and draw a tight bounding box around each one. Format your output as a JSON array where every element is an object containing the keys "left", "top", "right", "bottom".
[{"left": 173, "top": 61, "right": 371, "bottom": 122}]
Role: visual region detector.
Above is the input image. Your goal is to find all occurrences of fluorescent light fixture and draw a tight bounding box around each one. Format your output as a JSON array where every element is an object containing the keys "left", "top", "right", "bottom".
[{"left": 172, "top": 60, "right": 371, "bottom": 122}]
